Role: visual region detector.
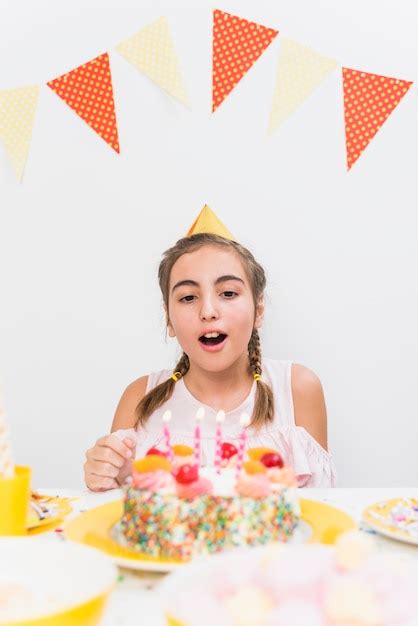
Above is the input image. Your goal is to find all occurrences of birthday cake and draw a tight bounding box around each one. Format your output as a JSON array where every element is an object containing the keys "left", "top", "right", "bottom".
[{"left": 115, "top": 441, "right": 300, "bottom": 562}]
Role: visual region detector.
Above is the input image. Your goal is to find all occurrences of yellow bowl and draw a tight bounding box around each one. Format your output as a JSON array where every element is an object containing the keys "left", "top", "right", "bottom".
[{"left": 0, "top": 538, "right": 117, "bottom": 626}]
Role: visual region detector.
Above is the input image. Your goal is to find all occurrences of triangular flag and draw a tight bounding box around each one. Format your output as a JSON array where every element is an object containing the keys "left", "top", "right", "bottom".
[
  {"left": 212, "top": 9, "right": 278, "bottom": 112},
  {"left": 0, "top": 85, "right": 40, "bottom": 181},
  {"left": 115, "top": 16, "right": 189, "bottom": 107},
  {"left": 187, "top": 205, "right": 234, "bottom": 240},
  {"left": 47, "top": 53, "right": 120, "bottom": 153},
  {"left": 342, "top": 68, "right": 412, "bottom": 170},
  {"left": 269, "top": 38, "right": 337, "bottom": 132}
]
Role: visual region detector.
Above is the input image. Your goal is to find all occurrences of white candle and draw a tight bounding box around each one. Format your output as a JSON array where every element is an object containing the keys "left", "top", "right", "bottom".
[
  {"left": 0, "top": 386, "right": 14, "bottom": 478},
  {"left": 194, "top": 407, "right": 205, "bottom": 466},
  {"left": 235, "top": 412, "right": 251, "bottom": 478},
  {"left": 215, "top": 410, "right": 225, "bottom": 473},
  {"left": 162, "top": 410, "right": 174, "bottom": 462}
]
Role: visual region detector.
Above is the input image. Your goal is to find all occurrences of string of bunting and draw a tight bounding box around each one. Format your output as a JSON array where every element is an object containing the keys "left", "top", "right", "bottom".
[{"left": 0, "top": 10, "right": 414, "bottom": 181}]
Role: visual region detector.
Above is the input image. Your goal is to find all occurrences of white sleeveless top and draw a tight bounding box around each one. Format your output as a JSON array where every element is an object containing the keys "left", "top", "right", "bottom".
[{"left": 134, "top": 358, "right": 337, "bottom": 488}]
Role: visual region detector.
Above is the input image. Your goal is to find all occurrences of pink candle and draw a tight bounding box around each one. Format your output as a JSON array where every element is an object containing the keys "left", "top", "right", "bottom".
[
  {"left": 162, "top": 410, "right": 174, "bottom": 462},
  {"left": 194, "top": 407, "right": 205, "bottom": 466},
  {"left": 215, "top": 410, "right": 225, "bottom": 473},
  {"left": 235, "top": 412, "right": 251, "bottom": 478}
]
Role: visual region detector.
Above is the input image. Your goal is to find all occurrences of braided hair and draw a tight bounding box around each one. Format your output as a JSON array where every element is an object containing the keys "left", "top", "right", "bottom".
[{"left": 135, "top": 233, "right": 274, "bottom": 428}]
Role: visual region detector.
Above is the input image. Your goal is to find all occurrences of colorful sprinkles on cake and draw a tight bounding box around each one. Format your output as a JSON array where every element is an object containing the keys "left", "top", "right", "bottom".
[{"left": 119, "top": 486, "right": 297, "bottom": 561}]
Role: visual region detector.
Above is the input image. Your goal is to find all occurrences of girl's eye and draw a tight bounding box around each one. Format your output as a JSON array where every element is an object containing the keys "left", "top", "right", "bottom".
[
  {"left": 222, "top": 291, "right": 237, "bottom": 298},
  {"left": 179, "top": 295, "right": 195, "bottom": 303}
]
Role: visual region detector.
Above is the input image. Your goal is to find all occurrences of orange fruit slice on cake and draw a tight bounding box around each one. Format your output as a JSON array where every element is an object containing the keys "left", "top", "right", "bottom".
[
  {"left": 133, "top": 455, "right": 172, "bottom": 473},
  {"left": 247, "top": 447, "right": 276, "bottom": 461},
  {"left": 172, "top": 444, "right": 194, "bottom": 457},
  {"left": 243, "top": 460, "right": 267, "bottom": 475}
]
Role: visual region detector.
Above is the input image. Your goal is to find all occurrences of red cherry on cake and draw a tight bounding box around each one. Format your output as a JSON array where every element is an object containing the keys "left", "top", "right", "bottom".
[
  {"left": 221, "top": 442, "right": 238, "bottom": 460},
  {"left": 175, "top": 463, "right": 199, "bottom": 484},
  {"left": 146, "top": 447, "right": 166, "bottom": 457},
  {"left": 260, "top": 452, "right": 284, "bottom": 469}
]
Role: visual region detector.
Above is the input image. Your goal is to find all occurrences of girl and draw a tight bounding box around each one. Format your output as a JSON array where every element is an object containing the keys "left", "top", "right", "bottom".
[{"left": 84, "top": 233, "right": 336, "bottom": 490}]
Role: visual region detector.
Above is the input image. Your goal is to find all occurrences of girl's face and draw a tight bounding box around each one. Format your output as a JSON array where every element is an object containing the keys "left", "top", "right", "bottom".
[{"left": 166, "top": 245, "right": 264, "bottom": 373}]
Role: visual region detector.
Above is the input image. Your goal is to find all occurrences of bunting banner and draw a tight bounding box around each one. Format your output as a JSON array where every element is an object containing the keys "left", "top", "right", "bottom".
[
  {"left": 269, "top": 38, "right": 337, "bottom": 132},
  {"left": 115, "top": 16, "right": 189, "bottom": 107},
  {"left": 342, "top": 68, "right": 413, "bottom": 170},
  {"left": 0, "top": 12, "right": 415, "bottom": 180},
  {"left": 0, "top": 85, "right": 40, "bottom": 181},
  {"left": 47, "top": 52, "right": 120, "bottom": 153},
  {"left": 212, "top": 9, "right": 278, "bottom": 112}
]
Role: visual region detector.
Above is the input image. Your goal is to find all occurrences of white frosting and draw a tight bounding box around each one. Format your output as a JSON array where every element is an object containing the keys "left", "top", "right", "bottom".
[
  {"left": 200, "top": 467, "right": 298, "bottom": 511},
  {"left": 200, "top": 467, "right": 236, "bottom": 496}
]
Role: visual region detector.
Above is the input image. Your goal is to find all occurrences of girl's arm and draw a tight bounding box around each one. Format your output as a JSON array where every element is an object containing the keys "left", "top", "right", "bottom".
[
  {"left": 111, "top": 375, "right": 148, "bottom": 431},
  {"left": 291, "top": 364, "right": 328, "bottom": 451},
  {"left": 84, "top": 375, "right": 148, "bottom": 491}
]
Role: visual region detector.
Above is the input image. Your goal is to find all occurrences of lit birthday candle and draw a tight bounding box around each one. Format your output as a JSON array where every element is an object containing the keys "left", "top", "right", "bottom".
[
  {"left": 0, "top": 386, "right": 14, "bottom": 478},
  {"left": 214, "top": 410, "right": 225, "bottom": 473},
  {"left": 235, "top": 412, "right": 251, "bottom": 478},
  {"left": 162, "top": 410, "right": 174, "bottom": 462},
  {"left": 194, "top": 407, "right": 205, "bottom": 466}
]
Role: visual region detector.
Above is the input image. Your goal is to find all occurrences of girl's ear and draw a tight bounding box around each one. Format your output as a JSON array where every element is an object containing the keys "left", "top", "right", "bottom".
[{"left": 254, "top": 297, "right": 265, "bottom": 330}]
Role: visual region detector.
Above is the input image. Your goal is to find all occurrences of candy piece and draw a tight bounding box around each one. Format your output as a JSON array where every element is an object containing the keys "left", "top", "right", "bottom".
[
  {"left": 247, "top": 447, "right": 276, "bottom": 461},
  {"left": 133, "top": 455, "right": 172, "bottom": 473},
  {"left": 172, "top": 444, "right": 194, "bottom": 457},
  {"left": 243, "top": 460, "right": 266, "bottom": 475},
  {"left": 335, "top": 530, "right": 375, "bottom": 571},
  {"left": 175, "top": 463, "right": 199, "bottom": 484},
  {"left": 325, "top": 578, "right": 381, "bottom": 626},
  {"left": 221, "top": 442, "right": 238, "bottom": 460},
  {"left": 260, "top": 452, "right": 284, "bottom": 469},
  {"left": 146, "top": 447, "right": 166, "bottom": 457},
  {"left": 225, "top": 585, "right": 274, "bottom": 626}
]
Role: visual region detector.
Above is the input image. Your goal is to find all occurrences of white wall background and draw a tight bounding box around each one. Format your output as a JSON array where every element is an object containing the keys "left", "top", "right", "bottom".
[{"left": 0, "top": 0, "right": 417, "bottom": 488}]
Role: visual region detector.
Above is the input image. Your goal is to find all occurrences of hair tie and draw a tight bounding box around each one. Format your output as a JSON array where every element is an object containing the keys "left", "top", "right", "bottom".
[
  {"left": 171, "top": 371, "right": 182, "bottom": 382},
  {"left": 253, "top": 373, "right": 261, "bottom": 382}
]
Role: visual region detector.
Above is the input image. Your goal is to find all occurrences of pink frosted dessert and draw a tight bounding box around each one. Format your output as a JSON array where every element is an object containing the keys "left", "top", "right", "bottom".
[{"left": 162, "top": 531, "right": 418, "bottom": 626}]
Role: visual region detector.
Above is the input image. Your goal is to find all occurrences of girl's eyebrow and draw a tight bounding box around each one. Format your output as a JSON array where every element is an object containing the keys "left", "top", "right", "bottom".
[{"left": 171, "top": 275, "right": 245, "bottom": 294}]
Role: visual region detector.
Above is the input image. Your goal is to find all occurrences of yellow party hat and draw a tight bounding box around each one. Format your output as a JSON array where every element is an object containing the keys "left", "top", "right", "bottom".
[{"left": 186, "top": 205, "right": 233, "bottom": 240}]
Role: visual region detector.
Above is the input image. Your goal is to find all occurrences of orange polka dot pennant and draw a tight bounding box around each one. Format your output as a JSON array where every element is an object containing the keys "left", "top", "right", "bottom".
[
  {"left": 47, "top": 53, "right": 120, "bottom": 153},
  {"left": 342, "top": 68, "right": 412, "bottom": 170},
  {"left": 212, "top": 9, "right": 278, "bottom": 112}
]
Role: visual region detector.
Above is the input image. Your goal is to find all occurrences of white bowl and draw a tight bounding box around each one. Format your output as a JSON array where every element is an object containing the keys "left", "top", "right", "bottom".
[{"left": 0, "top": 537, "right": 117, "bottom": 625}]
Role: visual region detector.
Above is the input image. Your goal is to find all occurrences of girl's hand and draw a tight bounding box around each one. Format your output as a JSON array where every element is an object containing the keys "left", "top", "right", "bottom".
[{"left": 84, "top": 431, "right": 137, "bottom": 491}]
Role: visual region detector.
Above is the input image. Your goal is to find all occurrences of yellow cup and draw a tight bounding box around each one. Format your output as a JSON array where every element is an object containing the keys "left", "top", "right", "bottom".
[{"left": 0, "top": 465, "right": 31, "bottom": 535}]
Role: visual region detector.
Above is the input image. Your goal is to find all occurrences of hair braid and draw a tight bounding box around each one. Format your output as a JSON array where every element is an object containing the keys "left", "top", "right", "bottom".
[
  {"left": 248, "top": 328, "right": 274, "bottom": 428},
  {"left": 135, "top": 352, "right": 190, "bottom": 428}
]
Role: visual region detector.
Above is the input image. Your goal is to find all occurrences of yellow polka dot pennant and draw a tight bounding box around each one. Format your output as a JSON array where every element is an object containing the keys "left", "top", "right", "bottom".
[
  {"left": 342, "top": 68, "right": 413, "bottom": 170},
  {"left": 269, "top": 38, "right": 337, "bottom": 133},
  {"left": 47, "top": 53, "right": 120, "bottom": 153},
  {"left": 115, "top": 16, "right": 189, "bottom": 107},
  {"left": 212, "top": 9, "right": 278, "bottom": 112},
  {"left": 0, "top": 85, "right": 40, "bottom": 181}
]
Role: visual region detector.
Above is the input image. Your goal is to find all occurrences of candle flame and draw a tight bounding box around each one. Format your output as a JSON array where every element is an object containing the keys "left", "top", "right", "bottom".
[{"left": 162, "top": 410, "right": 172, "bottom": 423}]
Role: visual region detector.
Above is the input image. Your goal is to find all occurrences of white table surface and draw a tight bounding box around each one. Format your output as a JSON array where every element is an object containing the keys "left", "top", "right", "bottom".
[{"left": 36, "top": 487, "right": 418, "bottom": 625}]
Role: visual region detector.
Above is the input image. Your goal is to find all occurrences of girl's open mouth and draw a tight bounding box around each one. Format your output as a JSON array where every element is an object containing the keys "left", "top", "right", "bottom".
[{"left": 198, "top": 332, "right": 227, "bottom": 352}]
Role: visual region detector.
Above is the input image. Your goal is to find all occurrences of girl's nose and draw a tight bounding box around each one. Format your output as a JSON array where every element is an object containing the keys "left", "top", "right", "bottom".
[{"left": 199, "top": 296, "right": 219, "bottom": 321}]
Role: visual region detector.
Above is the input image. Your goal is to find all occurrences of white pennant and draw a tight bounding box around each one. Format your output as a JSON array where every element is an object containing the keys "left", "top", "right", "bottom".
[
  {"left": 0, "top": 85, "right": 40, "bottom": 181},
  {"left": 115, "top": 16, "right": 189, "bottom": 107},
  {"left": 269, "top": 38, "right": 337, "bottom": 132}
]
